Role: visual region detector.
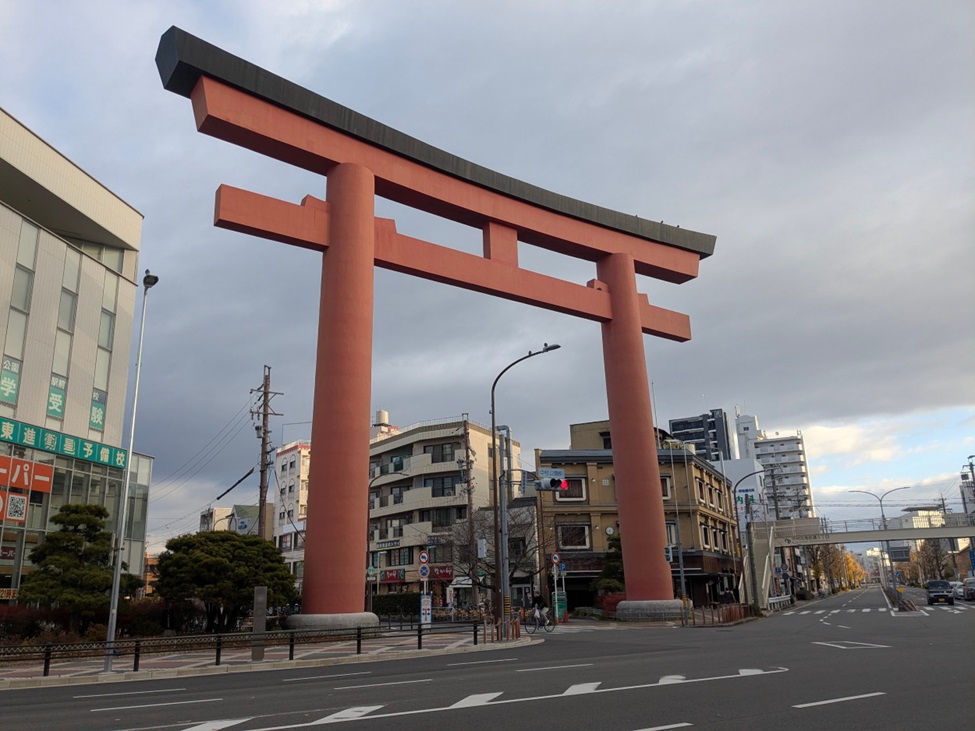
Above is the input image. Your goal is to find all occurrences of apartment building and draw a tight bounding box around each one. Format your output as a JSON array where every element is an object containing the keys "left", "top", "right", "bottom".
[
  {"left": 367, "top": 412, "right": 514, "bottom": 610},
  {"left": 668, "top": 408, "right": 738, "bottom": 462},
  {"left": 0, "top": 107, "right": 152, "bottom": 599}
]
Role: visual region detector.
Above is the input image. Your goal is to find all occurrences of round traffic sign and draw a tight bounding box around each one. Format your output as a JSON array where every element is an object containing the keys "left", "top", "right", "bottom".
[
  {"left": 551, "top": 552, "right": 560, "bottom": 564},
  {"left": 419, "top": 564, "right": 430, "bottom": 578},
  {"left": 418, "top": 550, "right": 429, "bottom": 564}
]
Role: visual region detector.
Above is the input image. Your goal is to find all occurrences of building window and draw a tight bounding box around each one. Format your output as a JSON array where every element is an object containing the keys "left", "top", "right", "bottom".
[
  {"left": 600, "top": 431, "right": 612, "bottom": 449},
  {"left": 389, "top": 547, "right": 413, "bottom": 566},
  {"left": 423, "top": 443, "right": 456, "bottom": 463},
  {"left": 665, "top": 521, "right": 678, "bottom": 546},
  {"left": 428, "top": 544, "right": 453, "bottom": 563},
  {"left": 557, "top": 524, "right": 590, "bottom": 549},
  {"left": 700, "top": 523, "right": 710, "bottom": 547},
  {"left": 707, "top": 486, "right": 715, "bottom": 507},
  {"left": 661, "top": 475, "right": 672, "bottom": 500},
  {"left": 555, "top": 477, "right": 585, "bottom": 502},
  {"left": 288, "top": 480, "right": 295, "bottom": 494},
  {"left": 696, "top": 478, "right": 705, "bottom": 502},
  {"left": 424, "top": 475, "right": 459, "bottom": 498}
]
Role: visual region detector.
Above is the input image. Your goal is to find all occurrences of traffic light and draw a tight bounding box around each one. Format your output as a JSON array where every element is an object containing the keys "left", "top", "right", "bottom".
[{"left": 537, "top": 478, "right": 568, "bottom": 491}]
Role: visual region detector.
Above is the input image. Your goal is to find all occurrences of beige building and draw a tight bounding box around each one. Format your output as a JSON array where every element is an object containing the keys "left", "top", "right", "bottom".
[
  {"left": 0, "top": 107, "right": 152, "bottom": 598},
  {"left": 537, "top": 420, "right": 741, "bottom": 610}
]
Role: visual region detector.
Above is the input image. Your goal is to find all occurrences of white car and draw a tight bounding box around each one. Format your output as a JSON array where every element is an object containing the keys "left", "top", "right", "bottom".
[{"left": 950, "top": 581, "right": 964, "bottom": 599}]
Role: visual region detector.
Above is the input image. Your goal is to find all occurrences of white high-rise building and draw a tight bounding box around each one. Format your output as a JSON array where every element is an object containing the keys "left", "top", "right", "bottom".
[{"left": 735, "top": 412, "right": 815, "bottom": 519}]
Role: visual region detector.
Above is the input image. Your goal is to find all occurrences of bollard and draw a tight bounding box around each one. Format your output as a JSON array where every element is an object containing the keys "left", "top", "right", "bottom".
[
  {"left": 43, "top": 643, "right": 52, "bottom": 677},
  {"left": 417, "top": 625, "right": 423, "bottom": 650},
  {"left": 356, "top": 626, "right": 362, "bottom": 654},
  {"left": 289, "top": 632, "right": 296, "bottom": 661},
  {"left": 215, "top": 635, "right": 223, "bottom": 666},
  {"left": 134, "top": 640, "right": 141, "bottom": 672},
  {"left": 473, "top": 622, "right": 479, "bottom": 646}
]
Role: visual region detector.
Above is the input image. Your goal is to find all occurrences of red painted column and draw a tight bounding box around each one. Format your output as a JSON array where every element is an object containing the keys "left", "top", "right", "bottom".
[
  {"left": 302, "top": 163, "right": 375, "bottom": 615},
  {"left": 597, "top": 252, "right": 673, "bottom": 601}
]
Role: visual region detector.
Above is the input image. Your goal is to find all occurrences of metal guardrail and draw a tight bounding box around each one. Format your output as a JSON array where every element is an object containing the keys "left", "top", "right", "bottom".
[{"left": 0, "top": 620, "right": 481, "bottom": 677}]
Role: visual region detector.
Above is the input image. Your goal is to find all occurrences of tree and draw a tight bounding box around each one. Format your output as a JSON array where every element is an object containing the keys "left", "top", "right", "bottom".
[
  {"left": 592, "top": 533, "right": 625, "bottom": 593},
  {"left": 917, "top": 538, "right": 951, "bottom": 581},
  {"left": 154, "top": 531, "right": 297, "bottom": 633},
  {"left": 18, "top": 504, "right": 140, "bottom": 634}
]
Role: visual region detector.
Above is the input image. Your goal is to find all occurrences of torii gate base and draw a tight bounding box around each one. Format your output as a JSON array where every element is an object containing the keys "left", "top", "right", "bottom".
[{"left": 155, "top": 27, "right": 716, "bottom": 630}]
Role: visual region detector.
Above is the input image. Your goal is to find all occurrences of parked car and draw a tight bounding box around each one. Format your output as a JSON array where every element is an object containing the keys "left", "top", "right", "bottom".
[
  {"left": 963, "top": 578, "right": 975, "bottom": 601},
  {"left": 950, "top": 581, "right": 964, "bottom": 599},
  {"left": 926, "top": 580, "right": 954, "bottom": 605}
]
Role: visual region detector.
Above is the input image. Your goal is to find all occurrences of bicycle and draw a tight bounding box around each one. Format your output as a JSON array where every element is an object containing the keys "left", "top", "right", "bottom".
[{"left": 523, "top": 608, "right": 555, "bottom": 634}]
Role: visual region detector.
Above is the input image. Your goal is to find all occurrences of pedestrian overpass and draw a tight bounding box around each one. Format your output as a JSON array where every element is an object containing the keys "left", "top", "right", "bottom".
[{"left": 744, "top": 513, "right": 975, "bottom": 610}]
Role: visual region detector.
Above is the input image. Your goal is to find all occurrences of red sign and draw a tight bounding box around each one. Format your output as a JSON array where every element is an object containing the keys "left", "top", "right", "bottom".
[
  {"left": 0, "top": 546, "right": 15, "bottom": 560},
  {"left": 0, "top": 456, "right": 54, "bottom": 493},
  {"left": 431, "top": 565, "right": 454, "bottom": 581},
  {"left": 382, "top": 569, "right": 405, "bottom": 583}
]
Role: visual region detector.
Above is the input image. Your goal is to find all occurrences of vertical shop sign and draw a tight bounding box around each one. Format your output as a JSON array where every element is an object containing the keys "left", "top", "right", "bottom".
[{"left": 47, "top": 374, "right": 67, "bottom": 419}]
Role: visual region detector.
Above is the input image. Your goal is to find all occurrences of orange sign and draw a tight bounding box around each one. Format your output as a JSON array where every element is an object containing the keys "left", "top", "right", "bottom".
[{"left": 0, "top": 456, "right": 54, "bottom": 493}]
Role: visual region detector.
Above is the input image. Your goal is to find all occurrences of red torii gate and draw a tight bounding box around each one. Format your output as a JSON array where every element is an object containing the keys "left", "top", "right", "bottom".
[{"left": 156, "top": 27, "right": 716, "bottom": 624}]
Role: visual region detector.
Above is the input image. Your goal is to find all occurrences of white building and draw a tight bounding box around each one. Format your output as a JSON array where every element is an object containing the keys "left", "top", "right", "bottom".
[
  {"left": 735, "top": 412, "right": 815, "bottom": 519},
  {"left": 1, "top": 107, "right": 152, "bottom": 598}
]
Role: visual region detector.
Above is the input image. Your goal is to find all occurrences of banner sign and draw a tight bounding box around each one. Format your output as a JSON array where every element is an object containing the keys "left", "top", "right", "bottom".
[
  {"left": 46, "top": 374, "right": 67, "bottom": 419},
  {"left": 0, "top": 456, "right": 54, "bottom": 492},
  {"left": 0, "top": 356, "right": 21, "bottom": 406},
  {"left": 89, "top": 389, "right": 107, "bottom": 432},
  {"left": 0, "top": 416, "right": 127, "bottom": 469},
  {"left": 431, "top": 565, "right": 454, "bottom": 580}
]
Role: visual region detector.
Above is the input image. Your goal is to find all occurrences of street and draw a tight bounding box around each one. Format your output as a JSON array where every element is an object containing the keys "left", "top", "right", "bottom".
[{"left": 2, "top": 586, "right": 971, "bottom": 730}]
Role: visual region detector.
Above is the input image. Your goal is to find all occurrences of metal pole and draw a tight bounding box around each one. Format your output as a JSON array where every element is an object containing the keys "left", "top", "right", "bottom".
[
  {"left": 490, "top": 343, "right": 560, "bottom": 624},
  {"left": 850, "top": 487, "right": 909, "bottom": 600},
  {"left": 105, "top": 270, "right": 158, "bottom": 672}
]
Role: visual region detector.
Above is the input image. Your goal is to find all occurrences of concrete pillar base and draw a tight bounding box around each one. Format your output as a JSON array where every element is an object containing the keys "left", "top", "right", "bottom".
[
  {"left": 614, "top": 600, "right": 684, "bottom": 621},
  {"left": 284, "top": 612, "right": 380, "bottom": 631}
]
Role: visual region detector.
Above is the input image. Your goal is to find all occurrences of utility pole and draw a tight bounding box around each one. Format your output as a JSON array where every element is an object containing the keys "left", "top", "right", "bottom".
[
  {"left": 461, "top": 414, "right": 479, "bottom": 607},
  {"left": 252, "top": 365, "right": 282, "bottom": 540}
]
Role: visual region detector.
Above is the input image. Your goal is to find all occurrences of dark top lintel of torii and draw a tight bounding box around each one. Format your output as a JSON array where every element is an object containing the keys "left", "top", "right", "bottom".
[{"left": 155, "top": 26, "right": 716, "bottom": 260}]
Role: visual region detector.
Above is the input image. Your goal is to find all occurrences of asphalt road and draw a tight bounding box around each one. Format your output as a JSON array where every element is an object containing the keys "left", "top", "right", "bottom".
[{"left": 3, "top": 586, "right": 972, "bottom": 731}]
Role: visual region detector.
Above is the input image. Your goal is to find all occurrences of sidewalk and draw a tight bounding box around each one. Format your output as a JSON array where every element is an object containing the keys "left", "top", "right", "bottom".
[{"left": 0, "top": 630, "right": 534, "bottom": 690}]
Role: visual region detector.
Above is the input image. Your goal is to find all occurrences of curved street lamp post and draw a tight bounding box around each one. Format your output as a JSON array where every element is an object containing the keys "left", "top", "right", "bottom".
[
  {"left": 105, "top": 270, "right": 158, "bottom": 672},
  {"left": 849, "top": 486, "right": 910, "bottom": 597},
  {"left": 491, "top": 343, "right": 560, "bottom": 625}
]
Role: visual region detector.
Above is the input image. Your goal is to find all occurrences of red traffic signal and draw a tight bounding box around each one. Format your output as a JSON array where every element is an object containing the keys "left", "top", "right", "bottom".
[{"left": 539, "top": 478, "right": 568, "bottom": 490}]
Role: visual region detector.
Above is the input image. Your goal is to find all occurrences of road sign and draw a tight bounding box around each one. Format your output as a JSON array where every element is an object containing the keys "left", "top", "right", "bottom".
[
  {"left": 551, "top": 552, "right": 560, "bottom": 564},
  {"left": 559, "top": 562, "right": 566, "bottom": 571},
  {"left": 420, "top": 594, "right": 432, "bottom": 629},
  {"left": 418, "top": 550, "right": 429, "bottom": 564},
  {"left": 419, "top": 564, "right": 430, "bottom": 578}
]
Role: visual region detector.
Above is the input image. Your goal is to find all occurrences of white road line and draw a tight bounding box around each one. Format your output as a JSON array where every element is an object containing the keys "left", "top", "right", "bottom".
[
  {"left": 863, "top": 608, "right": 871, "bottom": 612},
  {"left": 335, "top": 679, "right": 432, "bottom": 690},
  {"left": 516, "top": 663, "right": 594, "bottom": 672},
  {"left": 564, "top": 682, "right": 602, "bottom": 695},
  {"left": 75, "top": 688, "right": 186, "bottom": 698},
  {"left": 282, "top": 671, "right": 371, "bottom": 683},
  {"left": 793, "top": 692, "right": 885, "bottom": 708},
  {"left": 91, "top": 698, "right": 222, "bottom": 712},
  {"left": 814, "top": 610, "right": 825, "bottom": 614},
  {"left": 800, "top": 611, "right": 810, "bottom": 615},
  {"left": 447, "top": 658, "right": 518, "bottom": 667},
  {"left": 658, "top": 675, "right": 686, "bottom": 684},
  {"left": 181, "top": 720, "right": 252, "bottom": 731},
  {"left": 634, "top": 724, "right": 693, "bottom": 730},
  {"left": 316, "top": 706, "right": 384, "bottom": 721},
  {"left": 450, "top": 693, "right": 502, "bottom": 708}
]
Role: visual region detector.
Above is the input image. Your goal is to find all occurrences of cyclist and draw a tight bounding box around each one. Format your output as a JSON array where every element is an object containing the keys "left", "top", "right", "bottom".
[{"left": 531, "top": 593, "right": 550, "bottom": 625}]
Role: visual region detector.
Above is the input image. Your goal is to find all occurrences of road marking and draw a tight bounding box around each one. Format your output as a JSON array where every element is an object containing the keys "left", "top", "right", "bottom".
[
  {"left": 564, "top": 682, "right": 601, "bottom": 694},
  {"left": 658, "top": 675, "right": 686, "bottom": 684},
  {"left": 800, "top": 611, "right": 810, "bottom": 615},
  {"left": 450, "top": 693, "right": 502, "bottom": 707},
  {"left": 75, "top": 688, "right": 186, "bottom": 698},
  {"left": 793, "top": 692, "right": 885, "bottom": 708},
  {"left": 811, "top": 641, "right": 890, "bottom": 650},
  {"left": 837, "top": 625, "right": 851, "bottom": 629},
  {"left": 634, "top": 724, "right": 693, "bottom": 730},
  {"left": 516, "top": 663, "right": 593, "bottom": 672},
  {"left": 181, "top": 721, "right": 252, "bottom": 731},
  {"left": 316, "top": 706, "right": 384, "bottom": 721},
  {"left": 283, "top": 671, "right": 371, "bottom": 683},
  {"left": 814, "top": 610, "right": 824, "bottom": 614},
  {"left": 91, "top": 698, "right": 222, "bottom": 712},
  {"left": 447, "top": 658, "right": 518, "bottom": 667},
  {"left": 335, "top": 678, "right": 432, "bottom": 690}
]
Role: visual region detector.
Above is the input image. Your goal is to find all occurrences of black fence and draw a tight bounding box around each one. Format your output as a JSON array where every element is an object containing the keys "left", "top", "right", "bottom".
[{"left": 0, "top": 618, "right": 481, "bottom": 677}]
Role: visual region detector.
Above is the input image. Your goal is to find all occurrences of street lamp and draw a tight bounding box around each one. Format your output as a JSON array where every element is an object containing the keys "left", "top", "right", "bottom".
[
  {"left": 731, "top": 468, "right": 774, "bottom": 608},
  {"left": 105, "top": 270, "right": 158, "bottom": 671},
  {"left": 490, "top": 343, "right": 561, "bottom": 625},
  {"left": 849, "top": 486, "right": 909, "bottom": 598}
]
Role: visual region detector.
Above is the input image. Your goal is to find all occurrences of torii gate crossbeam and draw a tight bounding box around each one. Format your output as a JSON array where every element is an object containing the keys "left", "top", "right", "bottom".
[{"left": 156, "top": 27, "right": 717, "bottom": 624}]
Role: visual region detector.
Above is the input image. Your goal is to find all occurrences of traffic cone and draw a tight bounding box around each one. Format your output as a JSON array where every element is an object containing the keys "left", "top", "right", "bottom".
[{"left": 562, "top": 608, "right": 569, "bottom": 624}]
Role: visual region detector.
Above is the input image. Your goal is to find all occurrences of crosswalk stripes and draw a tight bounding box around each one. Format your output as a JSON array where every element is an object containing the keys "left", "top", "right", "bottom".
[{"left": 781, "top": 604, "right": 973, "bottom": 616}]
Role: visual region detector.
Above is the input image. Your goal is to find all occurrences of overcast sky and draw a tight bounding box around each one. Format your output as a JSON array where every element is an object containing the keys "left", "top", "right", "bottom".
[{"left": 2, "top": 1, "right": 972, "bottom": 551}]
